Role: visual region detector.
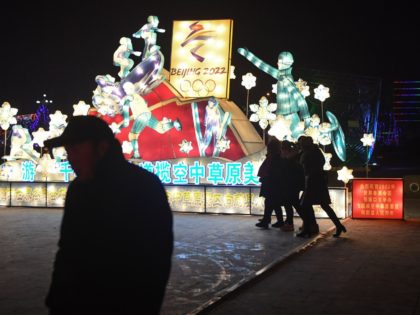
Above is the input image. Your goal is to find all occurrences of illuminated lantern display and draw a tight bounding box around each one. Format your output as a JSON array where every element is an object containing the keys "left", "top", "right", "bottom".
[
  {"left": 0, "top": 16, "right": 351, "bottom": 217},
  {"left": 237, "top": 48, "right": 346, "bottom": 161},
  {"left": 170, "top": 19, "right": 233, "bottom": 99}
]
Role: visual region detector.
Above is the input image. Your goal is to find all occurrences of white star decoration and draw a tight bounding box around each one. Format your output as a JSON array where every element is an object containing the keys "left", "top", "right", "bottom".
[
  {"left": 314, "top": 84, "right": 330, "bottom": 102},
  {"left": 31, "top": 128, "right": 50, "bottom": 147},
  {"left": 49, "top": 111, "right": 68, "bottom": 129},
  {"left": 249, "top": 96, "right": 277, "bottom": 130},
  {"left": 216, "top": 137, "right": 230, "bottom": 153},
  {"left": 337, "top": 166, "right": 354, "bottom": 184},
  {"left": 0, "top": 102, "right": 18, "bottom": 130},
  {"left": 122, "top": 141, "right": 133, "bottom": 154},
  {"left": 361, "top": 133, "right": 375, "bottom": 147},
  {"left": 72, "top": 100, "right": 91, "bottom": 116},
  {"left": 179, "top": 140, "right": 193, "bottom": 154},
  {"left": 268, "top": 115, "right": 292, "bottom": 141},
  {"left": 241, "top": 73, "right": 256, "bottom": 90}
]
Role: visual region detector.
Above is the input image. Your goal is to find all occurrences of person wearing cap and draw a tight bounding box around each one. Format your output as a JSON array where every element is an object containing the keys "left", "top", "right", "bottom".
[{"left": 44, "top": 116, "right": 173, "bottom": 315}]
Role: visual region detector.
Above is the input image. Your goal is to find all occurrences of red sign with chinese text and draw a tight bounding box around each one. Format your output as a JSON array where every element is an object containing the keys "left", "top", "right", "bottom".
[{"left": 352, "top": 178, "right": 403, "bottom": 219}]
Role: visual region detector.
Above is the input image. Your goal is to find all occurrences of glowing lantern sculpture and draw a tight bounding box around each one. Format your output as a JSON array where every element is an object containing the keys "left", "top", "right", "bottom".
[{"left": 238, "top": 48, "right": 346, "bottom": 162}]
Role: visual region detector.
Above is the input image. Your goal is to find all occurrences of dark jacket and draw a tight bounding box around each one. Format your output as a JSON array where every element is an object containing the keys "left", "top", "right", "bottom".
[
  {"left": 299, "top": 144, "right": 331, "bottom": 205},
  {"left": 46, "top": 148, "right": 173, "bottom": 314}
]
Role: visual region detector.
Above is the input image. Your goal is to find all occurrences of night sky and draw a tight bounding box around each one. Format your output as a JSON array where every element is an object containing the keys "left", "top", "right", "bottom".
[{"left": 1, "top": 0, "right": 418, "bottom": 115}]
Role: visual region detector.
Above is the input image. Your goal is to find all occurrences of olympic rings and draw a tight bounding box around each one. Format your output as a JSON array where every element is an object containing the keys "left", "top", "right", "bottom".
[{"left": 179, "top": 79, "right": 216, "bottom": 96}]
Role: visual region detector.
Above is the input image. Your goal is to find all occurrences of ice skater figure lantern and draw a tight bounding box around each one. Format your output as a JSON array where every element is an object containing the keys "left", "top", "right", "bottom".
[
  {"left": 237, "top": 48, "right": 346, "bottom": 161},
  {"left": 92, "top": 15, "right": 182, "bottom": 159},
  {"left": 192, "top": 97, "right": 232, "bottom": 157}
]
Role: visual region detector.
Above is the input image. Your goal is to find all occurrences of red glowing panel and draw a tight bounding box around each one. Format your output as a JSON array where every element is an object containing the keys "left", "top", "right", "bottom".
[{"left": 352, "top": 178, "right": 403, "bottom": 219}]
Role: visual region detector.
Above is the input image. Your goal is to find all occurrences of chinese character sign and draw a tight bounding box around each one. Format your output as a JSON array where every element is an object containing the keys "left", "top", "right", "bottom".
[
  {"left": 139, "top": 159, "right": 260, "bottom": 186},
  {"left": 170, "top": 19, "right": 233, "bottom": 98},
  {"left": 352, "top": 179, "right": 403, "bottom": 219}
]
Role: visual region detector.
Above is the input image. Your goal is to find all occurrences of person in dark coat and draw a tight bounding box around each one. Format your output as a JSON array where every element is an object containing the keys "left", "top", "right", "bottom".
[
  {"left": 44, "top": 116, "right": 173, "bottom": 315},
  {"left": 276, "top": 140, "right": 305, "bottom": 231},
  {"left": 256, "top": 138, "right": 284, "bottom": 228},
  {"left": 297, "top": 136, "right": 346, "bottom": 238}
]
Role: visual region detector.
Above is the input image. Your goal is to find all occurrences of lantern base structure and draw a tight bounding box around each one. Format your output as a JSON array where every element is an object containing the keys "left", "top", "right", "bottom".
[{"left": 0, "top": 180, "right": 349, "bottom": 219}]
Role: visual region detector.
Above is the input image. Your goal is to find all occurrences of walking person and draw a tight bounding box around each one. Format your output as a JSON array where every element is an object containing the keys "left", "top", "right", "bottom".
[
  {"left": 44, "top": 116, "right": 173, "bottom": 315},
  {"left": 256, "top": 138, "right": 284, "bottom": 228},
  {"left": 297, "top": 136, "right": 347, "bottom": 238},
  {"left": 277, "top": 140, "right": 305, "bottom": 232}
]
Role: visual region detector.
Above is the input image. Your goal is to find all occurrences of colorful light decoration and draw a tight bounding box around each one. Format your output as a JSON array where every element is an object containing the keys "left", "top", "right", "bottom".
[
  {"left": 241, "top": 72, "right": 256, "bottom": 117},
  {"left": 72, "top": 100, "right": 91, "bottom": 116},
  {"left": 361, "top": 133, "right": 375, "bottom": 177},
  {"left": 337, "top": 166, "right": 354, "bottom": 186},
  {"left": 179, "top": 139, "right": 193, "bottom": 155},
  {"left": 314, "top": 84, "right": 330, "bottom": 123},
  {"left": 249, "top": 96, "right": 277, "bottom": 143}
]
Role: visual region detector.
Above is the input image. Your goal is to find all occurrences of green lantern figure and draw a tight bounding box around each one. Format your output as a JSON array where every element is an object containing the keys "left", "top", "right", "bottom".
[
  {"left": 238, "top": 49, "right": 310, "bottom": 138},
  {"left": 238, "top": 48, "right": 346, "bottom": 161}
]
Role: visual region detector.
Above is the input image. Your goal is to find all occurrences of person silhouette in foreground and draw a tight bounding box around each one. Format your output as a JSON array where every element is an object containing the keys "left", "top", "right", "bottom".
[
  {"left": 297, "top": 136, "right": 346, "bottom": 238},
  {"left": 256, "top": 138, "right": 284, "bottom": 228},
  {"left": 44, "top": 116, "right": 173, "bottom": 315}
]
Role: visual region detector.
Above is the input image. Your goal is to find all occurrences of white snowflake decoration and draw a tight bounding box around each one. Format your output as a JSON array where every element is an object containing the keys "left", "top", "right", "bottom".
[
  {"left": 216, "top": 137, "right": 230, "bottom": 153},
  {"left": 314, "top": 84, "right": 330, "bottom": 102},
  {"left": 49, "top": 111, "right": 68, "bottom": 129},
  {"left": 241, "top": 73, "right": 256, "bottom": 90},
  {"left": 249, "top": 96, "right": 277, "bottom": 130},
  {"left": 179, "top": 139, "right": 193, "bottom": 155},
  {"left": 268, "top": 115, "right": 292, "bottom": 141},
  {"left": 337, "top": 166, "right": 354, "bottom": 184},
  {"left": 31, "top": 128, "right": 50, "bottom": 147}
]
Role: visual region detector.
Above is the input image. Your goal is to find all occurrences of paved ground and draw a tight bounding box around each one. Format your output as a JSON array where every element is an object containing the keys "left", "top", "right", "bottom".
[
  {"left": 0, "top": 208, "right": 332, "bottom": 315},
  {"left": 1, "top": 200, "right": 419, "bottom": 315},
  {"left": 203, "top": 219, "right": 420, "bottom": 315}
]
